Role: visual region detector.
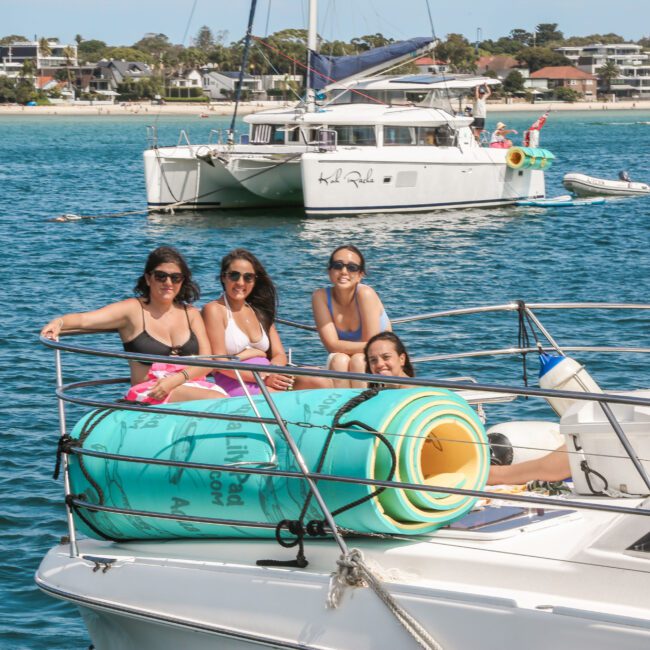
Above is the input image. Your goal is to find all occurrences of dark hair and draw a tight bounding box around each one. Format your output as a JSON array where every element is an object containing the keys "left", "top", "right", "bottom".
[
  {"left": 364, "top": 331, "right": 415, "bottom": 378},
  {"left": 134, "top": 246, "right": 200, "bottom": 304},
  {"left": 328, "top": 245, "right": 366, "bottom": 273},
  {"left": 219, "top": 248, "right": 278, "bottom": 331}
]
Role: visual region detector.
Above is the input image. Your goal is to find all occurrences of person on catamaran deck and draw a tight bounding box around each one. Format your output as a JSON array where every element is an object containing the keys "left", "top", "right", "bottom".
[
  {"left": 362, "top": 333, "right": 572, "bottom": 486},
  {"left": 471, "top": 83, "right": 491, "bottom": 141},
  {"left": 203, "top": 248, "right": 330, "bottom": 396},
  {"left": 364, "top": 331, "right": 415, "bottom": 388},
  {"left": 489, "top": 121, "right": 517, "bottom": 148},
  {"left": 40, "top": 246, "right": 227, "bottom": 404},
  {"left": 312, "top": 245, "right": 391, "bottom": 388}
]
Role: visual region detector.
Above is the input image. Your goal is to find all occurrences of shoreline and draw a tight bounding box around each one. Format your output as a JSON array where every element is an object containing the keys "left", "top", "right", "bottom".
[{"left": 1, "top": 99, "right": 650, "bottom": 117}]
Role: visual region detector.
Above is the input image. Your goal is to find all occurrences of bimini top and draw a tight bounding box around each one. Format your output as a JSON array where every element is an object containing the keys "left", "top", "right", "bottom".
[{"left": 246, "top": 103, "right": 472, "bottom": 129}]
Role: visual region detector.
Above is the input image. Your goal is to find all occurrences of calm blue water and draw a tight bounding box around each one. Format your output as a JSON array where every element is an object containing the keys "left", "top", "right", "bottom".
[{"left": 2, "top": 109, "right": 650, "bottom": 648}]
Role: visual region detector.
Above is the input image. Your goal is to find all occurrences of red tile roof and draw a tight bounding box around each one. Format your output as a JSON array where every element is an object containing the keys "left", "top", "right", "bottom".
[
  {"left": 530, "top": 66, "right": 596, "bottom": 80},
  {"left": 414, "top": 56, "right": 446, "bottom": 65}
]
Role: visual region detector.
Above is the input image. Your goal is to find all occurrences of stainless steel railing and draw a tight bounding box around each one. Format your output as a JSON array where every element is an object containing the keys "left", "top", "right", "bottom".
[{"left": 41, "top": 301, "right": 650, "bottom": 558}]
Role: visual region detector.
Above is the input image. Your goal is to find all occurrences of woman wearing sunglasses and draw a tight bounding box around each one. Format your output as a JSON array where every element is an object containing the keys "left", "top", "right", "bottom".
[
  {"left": 312, "top": 245, "right": 391, "bottom": 387},
  {"left": 41, "top": 246, "right": 226, "bottom": 404},
  {"left": 203, "top": 248, "right": 327, "bottom": 395}
]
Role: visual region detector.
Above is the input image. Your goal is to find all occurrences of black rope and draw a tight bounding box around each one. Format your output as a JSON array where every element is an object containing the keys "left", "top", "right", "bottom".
[
  {"left": 53, "top": 434, "right": 79, "bottom": 479},
  {"left": 257, "top": 387, "right": 395, "bottom": 568},
  {"left": 580, "top": 460, "right": 608, "bottom": 496},
  {"left": 516, "top": 300, "right": 531, "bottom": 386}
]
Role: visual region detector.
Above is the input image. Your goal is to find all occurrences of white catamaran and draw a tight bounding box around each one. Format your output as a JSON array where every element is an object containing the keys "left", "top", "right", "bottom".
[{"left": 144, "top": 0, "right": 551, "bottom": 216}]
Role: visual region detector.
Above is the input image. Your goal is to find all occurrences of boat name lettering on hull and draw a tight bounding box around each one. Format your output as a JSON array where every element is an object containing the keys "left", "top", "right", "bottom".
[{"left": 318, "top": 168, "right": 375, "bottom": 188}]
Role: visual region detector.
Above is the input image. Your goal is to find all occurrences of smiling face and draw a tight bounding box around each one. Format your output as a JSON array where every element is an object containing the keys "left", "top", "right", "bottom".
[
  {"left": 222, "top": 258, "right": 257, "bottom": 302},
  {"left": 366, "top": 338, "right": 407, "bottom": 377},
  {"left": 146, "top": 262, "right": 184, "bottom": 304},
  {"left": 328, "top": 248, "right": 364, "bottom": 289}
]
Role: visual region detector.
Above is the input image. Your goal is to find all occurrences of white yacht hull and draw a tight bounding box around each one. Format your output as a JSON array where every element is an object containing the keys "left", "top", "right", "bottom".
[
  {"left": 37, "top": 500, "right": 650, "bottom": 650},
  {"left": 143, "top": 145, "right": 305, "bottom": 211},
  {"left": 301, "top": 148, "right": 546, "bottom": 215}
]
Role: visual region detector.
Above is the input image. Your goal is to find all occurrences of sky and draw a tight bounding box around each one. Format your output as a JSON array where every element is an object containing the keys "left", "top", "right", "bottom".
[{"left": 4, "top": 0, "right": 650, "bottom": 47}]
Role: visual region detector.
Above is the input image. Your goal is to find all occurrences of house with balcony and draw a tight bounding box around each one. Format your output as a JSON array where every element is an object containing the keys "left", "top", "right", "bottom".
[
  {"left": 202, "top": 70, "right": 263, "bottom": 101},
  {"left": 89, "top": 60, "right": 154, "bottom": 98},
  {"left": 167, "top": 70, "right": 204, "bottom": 98},
  {"left": 555, "top": 43, "right": 650, "bottom": 99},
  {"left": 529, "top": 66, "right": 597, "bottom": 100}
]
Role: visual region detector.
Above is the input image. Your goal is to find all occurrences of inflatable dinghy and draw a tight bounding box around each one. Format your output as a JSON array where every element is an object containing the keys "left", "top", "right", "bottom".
[{"left": 563, "top": 172, "right": 650, "bottom": 197}]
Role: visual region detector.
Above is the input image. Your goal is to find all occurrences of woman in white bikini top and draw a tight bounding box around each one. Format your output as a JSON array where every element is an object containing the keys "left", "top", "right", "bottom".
[
  {"left": 203, "top": 249, "right": 332, "bottom": 395},
  {"left": 223, "top": 292, "right": 270, "bottom": 356}
]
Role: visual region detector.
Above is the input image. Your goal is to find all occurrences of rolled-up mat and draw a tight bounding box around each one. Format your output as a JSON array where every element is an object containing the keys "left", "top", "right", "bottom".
[{"left": 67, "top": 387, "right": 489, "bottom": 540}]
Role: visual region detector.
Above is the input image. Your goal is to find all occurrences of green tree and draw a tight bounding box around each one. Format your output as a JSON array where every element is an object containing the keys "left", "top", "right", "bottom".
[
  {"left": 0, "top": 34, "right": 28, "bottom": 45},
  {"left": 38, "top": 37, "right": 52, "bottom": 60},
  {"left": 597, "top": 60, "right": 620, "bottom": 94},
  {"left": 534, "top": 23, "right": 563, "bottom": 46},
  {"left": 194, "top": 25, "right": 214, "bottom": 51},
  {"left": 517, "top": 47, "right": 570, "bottom": 73},
  {"left": 0, "top": 76, "right": 16, "bottom": 102},
  {"left": 350, "top": 33, "right": 394, "bottom": 51},
  {"left": 78, "top": 39, "right": 108, "bottom": 62},
  {"left": 436, "top": 33, "right": 477, "bottom": 73},
  {"left": 105, "top": 47, "right": 154, "bottom": 64},
  {"left": 510, "top": 29, "right": 533, "bottom": 46},
  {"left": 75, "top": 34, "right": 83, "bottom": 46},
  {"left": 554, "top": 86, "right": 580, "bottom": 102},
  {"left": 563, "top": 33, "right": 624, "bottom": 46},
  {"left": 503, "top": 69, "right": 526, "bottom": 94}
]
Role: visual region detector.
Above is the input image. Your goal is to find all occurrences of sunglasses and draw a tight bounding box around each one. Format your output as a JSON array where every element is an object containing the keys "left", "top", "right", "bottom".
[
  {"left": 224, "top": 270, "right": 256, "bottom": 283},
  {"left": 329, "top": 260, "right": 363, "bottom": 273},
  {"left": 150, "top": 270, "right": 184, "bottom": 284}
]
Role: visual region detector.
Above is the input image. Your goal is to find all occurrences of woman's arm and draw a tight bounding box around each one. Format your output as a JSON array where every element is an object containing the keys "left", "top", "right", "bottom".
[
  {"left": 487, "top": 444, "right": 570, "bottom": 485},
  {"left": 41, "top": 299, "right": 137, "bottom": 340},
  {"left": 144, "top": 307, "right": 218, "bottom": 400},
  {"left": 357, "top": 285, "right": 389, "bottom": 342},
  {"left": 312, "top": 289, "right": 365, "bottom": 354}
]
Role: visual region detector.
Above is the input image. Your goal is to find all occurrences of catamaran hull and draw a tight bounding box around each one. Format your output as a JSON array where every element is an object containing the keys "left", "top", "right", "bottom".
[
  {"left": 144, "top": 146, "right": 304, "bottom": 211},
  {"left": 37, "top": 532, "right": 650, "bottom": 650},
  {"left": 301, "top": 149, "right": 545, "bottom": 215}
]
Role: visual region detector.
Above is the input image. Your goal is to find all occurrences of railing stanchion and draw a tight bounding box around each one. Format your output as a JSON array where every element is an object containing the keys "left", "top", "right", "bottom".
[
  {"left": 55, "top": 349, "right": 79, "bottom": 558},
  {"left": 252, "top": 371, "right": 351, "bottom": 555}
]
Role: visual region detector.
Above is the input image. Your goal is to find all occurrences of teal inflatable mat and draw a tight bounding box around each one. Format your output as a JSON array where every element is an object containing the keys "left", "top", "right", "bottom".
[{"left": 67, "top": 387, "right": 489, "bottom": 540}]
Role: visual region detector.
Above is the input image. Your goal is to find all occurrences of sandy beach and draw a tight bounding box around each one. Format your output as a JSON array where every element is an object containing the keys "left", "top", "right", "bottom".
[{"left": 1, "top": 98, "right": 650, "bottom": 117}]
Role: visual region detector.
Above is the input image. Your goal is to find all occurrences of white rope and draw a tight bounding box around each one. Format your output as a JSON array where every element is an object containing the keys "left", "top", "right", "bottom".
[{"left": 327, "top": 548, "right": 444, "bottom": 650}]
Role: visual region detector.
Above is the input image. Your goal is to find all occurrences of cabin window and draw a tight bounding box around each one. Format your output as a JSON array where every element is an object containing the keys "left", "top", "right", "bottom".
[
  {"left": 332, "top": 125, "right": 376, "bottom": 146},
  {"left": 383, "top": 126, "right": 445, "bottom": 146},
  {"left": 384, "top": 126, "right": 415, "bottom": 145}
]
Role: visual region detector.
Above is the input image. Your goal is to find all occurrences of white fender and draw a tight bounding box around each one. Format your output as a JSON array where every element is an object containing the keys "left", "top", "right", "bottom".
[
  {"left": 538, "top": 353, "right": 602, "bottom": 416},
  {"left": 487, "top": 420, "right": 564, "bottom": 465}
]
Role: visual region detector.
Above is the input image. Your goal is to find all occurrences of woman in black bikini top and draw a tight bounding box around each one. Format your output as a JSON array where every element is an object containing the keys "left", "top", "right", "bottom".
[{"left": 41, "top": 246, "right": 224, "bottom": 404}]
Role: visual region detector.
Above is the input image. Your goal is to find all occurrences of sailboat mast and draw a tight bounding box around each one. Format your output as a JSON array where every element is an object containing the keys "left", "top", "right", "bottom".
[{"left": 305, "top": 0, "right": 317, "bottom": 112}]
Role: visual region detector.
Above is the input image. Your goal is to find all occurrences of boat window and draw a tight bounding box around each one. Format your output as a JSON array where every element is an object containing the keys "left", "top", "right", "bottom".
[
  {"left": 384, "top": 126, "right": 416, "bottom": 145},
  {"left": 332, "top": 125, "right": 376, "bottom": 146},
  {"left": 383, "top": 126, "right": 444, "bottom": 146}
]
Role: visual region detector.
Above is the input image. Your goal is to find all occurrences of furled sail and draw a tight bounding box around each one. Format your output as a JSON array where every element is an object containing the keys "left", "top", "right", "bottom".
[{"left": 309, "top": 37, "right": 434, "bottom": 90}]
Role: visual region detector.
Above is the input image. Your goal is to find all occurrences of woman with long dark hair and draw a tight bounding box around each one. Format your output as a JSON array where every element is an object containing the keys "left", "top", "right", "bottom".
[
  {"left": 312, "top": 244, "right": 390, "bottom": 388},
  {"left": 364, "top": 331, "right": 414, "bottom": 388},
  {"left": 41, "top": 246, "right": 226, "bottom": 403},
  {"left": 203, "top": 248, "right": 329, "bottom": 394}
]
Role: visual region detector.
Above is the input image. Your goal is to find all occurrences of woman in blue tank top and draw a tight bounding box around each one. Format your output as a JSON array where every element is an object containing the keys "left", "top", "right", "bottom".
[
  {"left": 312, "top": 245, "right": 391, "bottom": 388},
  {"left": 41, "top": 246, "right": 225, "bottom": 404}
]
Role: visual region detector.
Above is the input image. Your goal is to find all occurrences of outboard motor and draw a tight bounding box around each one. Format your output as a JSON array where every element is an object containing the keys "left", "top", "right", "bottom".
[{"left": 618, "top": 170, "right": 631, "bottom": 182}]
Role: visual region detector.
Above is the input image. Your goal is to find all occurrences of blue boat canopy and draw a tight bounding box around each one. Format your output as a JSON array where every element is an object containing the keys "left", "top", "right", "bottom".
[{"left": 309, "top": 37, "right": 434, "bottom": 90}]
